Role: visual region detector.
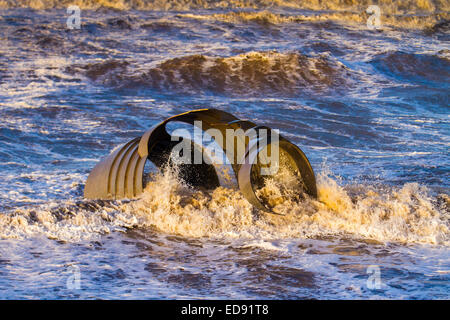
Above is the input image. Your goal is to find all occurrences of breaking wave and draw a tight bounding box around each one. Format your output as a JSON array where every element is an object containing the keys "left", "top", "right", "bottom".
[
  {"left": 1, "top": 166, "right": 448, "bottom": 245},
  {"left": 371, "top": 51, "right": 450, "bottom": 84},
  {"left": 0, "top": 0, "right": 447, "bottom": 13},
  {"left": 180, "top": 10, "right": 450, "bottom": 30},
  {"left": 66, "top": 51, "right": 352, "bottom": 95},
  {"left": 1, "top": 0, "right": 449, "bottom": 29}
]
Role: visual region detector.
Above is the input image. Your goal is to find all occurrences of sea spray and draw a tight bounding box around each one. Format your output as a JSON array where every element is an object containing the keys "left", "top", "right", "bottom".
[{"left": 1, "top": 166, "right": 448, "bottom": 245}]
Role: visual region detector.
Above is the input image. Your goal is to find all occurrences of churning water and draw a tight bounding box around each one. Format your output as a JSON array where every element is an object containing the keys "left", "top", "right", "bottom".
[{"left": 0, "top": 1, "right": 449, "bottom": 299}]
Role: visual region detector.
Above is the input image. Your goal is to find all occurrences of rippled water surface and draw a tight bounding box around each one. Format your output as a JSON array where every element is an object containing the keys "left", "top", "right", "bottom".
[{"left": 0, "top": 1, "right": 449, "bottom": 299}]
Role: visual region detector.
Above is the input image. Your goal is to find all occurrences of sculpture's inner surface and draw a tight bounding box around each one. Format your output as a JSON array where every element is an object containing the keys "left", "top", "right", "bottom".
[
  {"left": 84, "top": 109, "right": 317, "bottom": 214},
  {"left": 253, "top": 147, "right": 307, "bottom": 211}
]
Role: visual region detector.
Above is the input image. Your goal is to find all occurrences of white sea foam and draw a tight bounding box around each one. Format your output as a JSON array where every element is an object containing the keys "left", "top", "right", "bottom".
[{"left": 1, "top": 166, "right": 448, "bottom": 245}]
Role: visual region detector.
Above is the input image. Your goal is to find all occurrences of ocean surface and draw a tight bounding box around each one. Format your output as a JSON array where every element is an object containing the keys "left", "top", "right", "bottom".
[{"left": 0, "top": 0, "right": 449, "bottom": 299}]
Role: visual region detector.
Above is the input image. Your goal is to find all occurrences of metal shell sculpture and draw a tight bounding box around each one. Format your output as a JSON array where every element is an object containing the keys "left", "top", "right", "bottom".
[{"left": 84, "top": 109, "right": 317, "bottom": 213}]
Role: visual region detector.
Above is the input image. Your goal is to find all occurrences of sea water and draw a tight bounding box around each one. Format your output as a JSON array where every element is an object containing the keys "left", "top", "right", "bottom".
[{"left": 0, "top": 1, "right": 448, "bottom": 299}]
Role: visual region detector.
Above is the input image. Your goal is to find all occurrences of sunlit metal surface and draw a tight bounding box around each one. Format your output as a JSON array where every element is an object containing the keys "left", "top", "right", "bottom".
[{"left": 84, "top": 109, "right": 317, "bottom": 212}]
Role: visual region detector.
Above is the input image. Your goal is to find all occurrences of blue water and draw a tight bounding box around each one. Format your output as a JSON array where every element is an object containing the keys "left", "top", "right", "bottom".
[{"left": 0, "top": 5, "right": 448, "bottom": 299}]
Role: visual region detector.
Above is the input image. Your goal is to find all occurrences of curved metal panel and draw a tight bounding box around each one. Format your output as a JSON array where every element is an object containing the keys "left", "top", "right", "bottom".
[
  {"left": 138, "top": 108, "right": 238, "bottom": 158},
  {"left": 84, "top": 137, "right": 146, "bottom": 200},
  {"left": 237, "top": 135, "right": 317, "bottom": 214}
]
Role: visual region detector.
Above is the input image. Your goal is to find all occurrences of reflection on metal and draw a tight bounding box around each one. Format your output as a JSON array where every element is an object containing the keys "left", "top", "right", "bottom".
[{"left": 84, "top": 109, "right": 317, "bottom": 213}]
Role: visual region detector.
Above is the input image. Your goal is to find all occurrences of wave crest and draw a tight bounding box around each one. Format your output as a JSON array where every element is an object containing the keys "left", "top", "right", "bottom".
[
  {"left": 67, "top": 51, "right": 352, "bottom": 95},
  {"left": 1, "top": 0, "right": 448, "bottom": 13},
  {"left": 1, "top": 1, "right": 449, "bottom": 29},
  {"left": 371, "top": 51, "right": 450, "bottom": 83},
  {"left": 181, "top": 10, "right": 450, "bottom": 30}
]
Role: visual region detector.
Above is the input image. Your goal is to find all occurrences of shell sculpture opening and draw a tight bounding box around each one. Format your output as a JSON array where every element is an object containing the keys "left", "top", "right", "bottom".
[{"left": 84, "top": 109, "right": 317, "bottom": 213}]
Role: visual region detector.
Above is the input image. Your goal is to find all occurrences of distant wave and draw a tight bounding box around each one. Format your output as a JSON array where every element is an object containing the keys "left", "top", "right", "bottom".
[
  {"left": 0, "top": 0, "right": 447, "bottom": 13},
  {"left": 66, "top": 51, "right": 353, "bottom": 95},
  {"left": 1, "top": 0, "right": 449, "bottom": 29},
  {"left": 371, "top": 51, "right": 450, "bottom": 84},
  {"left": 180, "top": 10, "right": 450, "bottom": 31}
]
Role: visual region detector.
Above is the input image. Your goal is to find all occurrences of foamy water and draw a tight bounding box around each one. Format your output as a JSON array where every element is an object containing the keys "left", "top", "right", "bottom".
[{"left": 0, "top": 2, "right": 449, "bottom": 299}]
